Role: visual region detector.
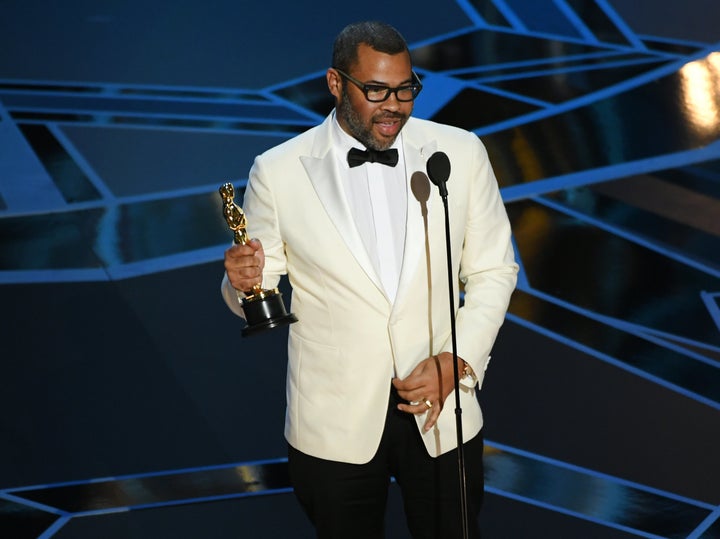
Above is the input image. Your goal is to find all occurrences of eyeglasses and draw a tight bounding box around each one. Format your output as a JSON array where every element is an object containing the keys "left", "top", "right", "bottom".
[{"left": 335, "top": 68, "right": 422, "bottom": 102}]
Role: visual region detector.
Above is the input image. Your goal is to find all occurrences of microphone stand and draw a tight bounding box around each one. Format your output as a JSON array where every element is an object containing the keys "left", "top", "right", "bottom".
[
  {"left": 427, "top": 151, "right": 469, "bottom": 537},
  {"left": 428, "top": 151, "right": 469, "bottom": 537},
  {"left": 438, "top": 189, "right": 469, "bottom": 539}
]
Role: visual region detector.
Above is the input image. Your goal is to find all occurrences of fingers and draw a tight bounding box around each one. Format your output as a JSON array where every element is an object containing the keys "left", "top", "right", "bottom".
[
  {"left": 391, "top": 356, "right": 441, "bottom": 407},
  {"left": 394, "top": 396, "right": 442, "bottom": 432},
  {"left": 225, "top": 238, "right": 263, "bottom": 258},
  {"left": 392, "top": 354, "right": 451, "bottom": 433},
  {"left": 224, "top": 239, "right": 265, "bottom": 292},
  {"left": 422, "top": 402, "right": 442, "bottom": 432}
]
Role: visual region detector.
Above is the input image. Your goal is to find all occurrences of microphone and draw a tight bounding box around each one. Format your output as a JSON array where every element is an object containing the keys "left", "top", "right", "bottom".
[
  {"left": 426, "top": 150, "right": 469, "bottom": 538},
  {"left": 426, "top": 151, "right": 451, "bottom": 197},
  {"left": 410, "top": 171, "right": 431, "bottom": 217}
]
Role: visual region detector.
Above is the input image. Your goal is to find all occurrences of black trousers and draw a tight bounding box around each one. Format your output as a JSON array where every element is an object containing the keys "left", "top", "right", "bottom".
[{"left": 288, "top": 387, "right": 484, "bottom": 539}]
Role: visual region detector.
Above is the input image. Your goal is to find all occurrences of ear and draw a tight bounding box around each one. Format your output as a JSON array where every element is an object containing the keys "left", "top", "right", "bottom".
[{"left": 327, "top": 68, "right": 342, "bottom": 101}]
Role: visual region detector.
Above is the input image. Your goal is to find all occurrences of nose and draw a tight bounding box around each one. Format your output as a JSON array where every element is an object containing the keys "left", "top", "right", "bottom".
[{"left": 382, "top": 90, "right": 401, "bottom": 110}]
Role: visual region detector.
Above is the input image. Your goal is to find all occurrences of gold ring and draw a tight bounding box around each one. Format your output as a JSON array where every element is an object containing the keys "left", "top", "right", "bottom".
[{"left": 423, "top": 399, "right": 433, "bottom": 409}]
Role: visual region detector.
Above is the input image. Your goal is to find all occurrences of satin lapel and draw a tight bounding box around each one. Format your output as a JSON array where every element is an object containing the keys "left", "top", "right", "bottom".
[
  {"left": 299, "top": 124, "right": 383, "bottom": 293},
  {"left": 394, "top": 134, "right": 438, "bottom": 310}
]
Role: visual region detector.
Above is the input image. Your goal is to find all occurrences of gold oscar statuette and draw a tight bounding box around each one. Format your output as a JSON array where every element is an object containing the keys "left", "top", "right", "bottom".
[{"left": 219, "top": 182, "right": 297, "bottom": 336}]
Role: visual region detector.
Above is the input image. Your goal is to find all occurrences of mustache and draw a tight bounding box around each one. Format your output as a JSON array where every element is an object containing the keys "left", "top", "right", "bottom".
[{"left": 374, "top": 112, "right": 407, "bottom": 121}]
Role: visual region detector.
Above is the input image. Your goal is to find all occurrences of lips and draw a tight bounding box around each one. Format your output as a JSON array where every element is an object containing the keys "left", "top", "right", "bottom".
[{"left": 375, "top": 115, "right": 404, "bottom": 137}]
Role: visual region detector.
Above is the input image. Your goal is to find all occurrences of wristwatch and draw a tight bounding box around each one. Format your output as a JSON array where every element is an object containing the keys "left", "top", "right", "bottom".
[{"left": 460, "top": 360, "right": 477, "bottom": 386}]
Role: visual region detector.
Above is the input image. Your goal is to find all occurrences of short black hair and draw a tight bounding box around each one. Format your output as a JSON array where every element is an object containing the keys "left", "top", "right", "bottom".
[{"left": 331, "top": 21, "right": 409, "bottom": 72}]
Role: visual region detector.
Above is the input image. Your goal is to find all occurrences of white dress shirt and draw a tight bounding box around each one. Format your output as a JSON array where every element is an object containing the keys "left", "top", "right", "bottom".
[{"left": 332, "top": 114, "right": 407, "bottom": 303}]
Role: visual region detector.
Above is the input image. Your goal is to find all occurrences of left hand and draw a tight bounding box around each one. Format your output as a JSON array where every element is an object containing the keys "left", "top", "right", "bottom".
[{"left": 392, "top": 352, "right": 462, "bottom": 432}]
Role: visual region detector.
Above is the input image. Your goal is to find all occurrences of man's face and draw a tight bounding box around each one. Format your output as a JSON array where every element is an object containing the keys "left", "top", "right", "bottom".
[{"left": 328, "top": 43, "right": 414, "bottom": 151}]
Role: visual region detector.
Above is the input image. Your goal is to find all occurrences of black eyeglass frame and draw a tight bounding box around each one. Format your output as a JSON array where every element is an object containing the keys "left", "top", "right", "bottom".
[{"left": 334, "top": 68, "right": 423, "bottom": 102}]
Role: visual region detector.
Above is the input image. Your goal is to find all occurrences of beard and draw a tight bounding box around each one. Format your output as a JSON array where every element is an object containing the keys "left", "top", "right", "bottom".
[{"left": 337, "top": 87, "right": 408, "bottom": 151}]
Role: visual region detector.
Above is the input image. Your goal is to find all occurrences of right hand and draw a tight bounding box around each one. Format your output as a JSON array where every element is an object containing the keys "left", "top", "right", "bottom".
[{"left": 224, "top": 238, "right": 265, "bottom": 293}]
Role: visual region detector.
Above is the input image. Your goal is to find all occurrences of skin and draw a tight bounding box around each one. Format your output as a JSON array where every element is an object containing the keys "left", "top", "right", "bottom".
[
  {"left": 224, "top": 43, "right": 463, "bottom": 432},
  {"left": 327, "top": 43, "right": 414, "bottom": 151}
]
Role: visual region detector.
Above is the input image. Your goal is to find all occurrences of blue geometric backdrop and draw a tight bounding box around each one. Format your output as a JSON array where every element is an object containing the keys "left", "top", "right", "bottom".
[{"left": 1, "top": 1, "right": 719, "bottom": 537}]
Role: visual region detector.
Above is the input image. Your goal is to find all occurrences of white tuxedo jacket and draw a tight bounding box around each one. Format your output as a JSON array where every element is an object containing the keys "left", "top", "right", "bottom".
[{"left": 223, "top": 113, "right": 517, "bottom": 464}]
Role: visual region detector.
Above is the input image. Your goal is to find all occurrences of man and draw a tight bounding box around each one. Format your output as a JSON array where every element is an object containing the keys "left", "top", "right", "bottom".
[{"left": 222, "top": 21, "right": 517, "bottom": 539}]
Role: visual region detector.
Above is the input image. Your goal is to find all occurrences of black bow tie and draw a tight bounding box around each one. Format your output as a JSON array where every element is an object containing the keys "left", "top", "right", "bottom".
[{"left": 347, "top": 147, "right": 399, "bottom": 168}]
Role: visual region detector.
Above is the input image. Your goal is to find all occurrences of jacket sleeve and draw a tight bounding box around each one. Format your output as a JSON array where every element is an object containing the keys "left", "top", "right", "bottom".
[
  {"left": 220, "top": 154, "right": 287, "bottom": 319},
  {"left": 443, "top": 133, "right": 518, "bottom": 388}
]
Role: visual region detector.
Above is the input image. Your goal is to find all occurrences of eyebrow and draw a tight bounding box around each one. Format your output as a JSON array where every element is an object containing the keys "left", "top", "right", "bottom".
[{"left": 365, "top": 76, "right": 415, "bottom": 86}]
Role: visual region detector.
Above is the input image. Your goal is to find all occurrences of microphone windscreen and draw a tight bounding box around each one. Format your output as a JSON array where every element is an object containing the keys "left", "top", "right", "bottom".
[
  {"left": 426, "top": 152, "right": 451, "bottom": 186},
  {"left": 410, "top": 172, "right": 431, "bottom": 204}
]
